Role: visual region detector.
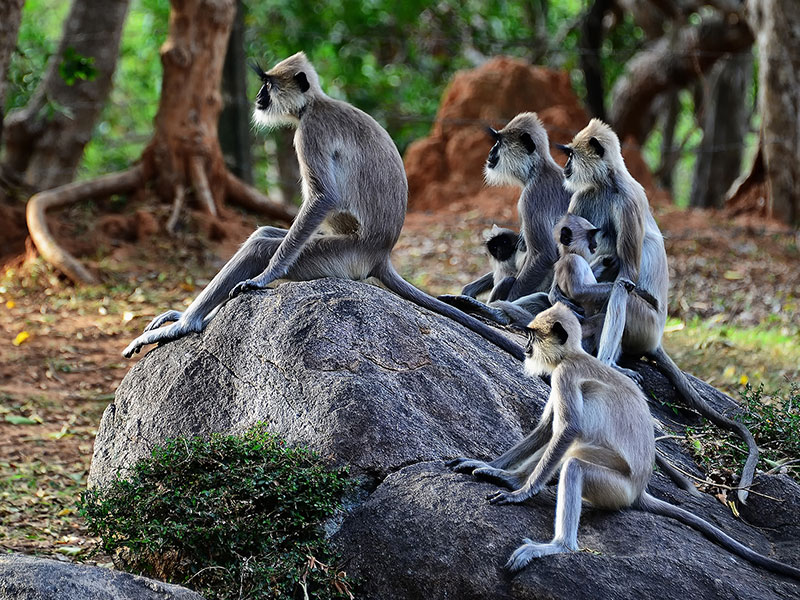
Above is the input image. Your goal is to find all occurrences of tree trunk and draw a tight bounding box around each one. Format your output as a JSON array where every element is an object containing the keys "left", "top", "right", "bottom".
[
  {"left": 274, "top": 128, "right": 301, "bottom": 207},
  {"left": 0, "top": 0, "right": 25, "bottom": 149},
  {"left": 218, "top": 0, "right": 252, "bottom": 184},
  {"left": 609, "top": 13, "right": 753, "bottom": 144},
  {"left": 690, "top": 52, "right": 752, "bottom": 208},
  {"left": 579, "top": 0, "right": 611, "bottom": 120},
  {"left": 2, "top": 0, "right": 130, "bottom": 189},
  {"left": 141, "top": 0, "right": 236, "bottom": 214},
  {"left": 747, "top": 0, "right": 800, "bottom": 225}
]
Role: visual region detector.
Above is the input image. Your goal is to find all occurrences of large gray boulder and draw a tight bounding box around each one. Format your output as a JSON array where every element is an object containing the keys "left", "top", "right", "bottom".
[
  {"left": 90, "top": 278, "right": 800, "bottom": 599},
  {"left": 0, "top": 554, "right": 204, "bottom": 600}
]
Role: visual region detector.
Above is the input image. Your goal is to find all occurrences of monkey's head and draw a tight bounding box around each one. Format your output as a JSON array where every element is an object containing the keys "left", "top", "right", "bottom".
[
  {"left": 251, "top": 52, "right": 322, "bottom": 129},
  {"left": 556, "top": 119, "right": 625, "bottom": 193},
  {"left": 484, "top": 113, "right": 557, "bottom": 188},
  {"left": 523, "top": 303, "right": 582, "bottom": 376},
  {"left": 553, "top": 214, "right": 600, "bottom": 260},
  {"left": 485, "top": 225, "right": 521, "bottom": 262}
]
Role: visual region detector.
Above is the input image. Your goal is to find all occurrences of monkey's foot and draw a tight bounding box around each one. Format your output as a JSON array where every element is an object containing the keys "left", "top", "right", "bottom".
[
  {"left": 446, "top": 457, "right": 491, "bottom": 474},
  {"left": 436, "top": 295, "right": 511, "bottom": 325},
  {"left": 612, "top": 364, "right": 643, "bottom": 386},
  {"left": 472, "top": 467, "right": 521, "bottom": 490},
  {"left": 143, "top": 310, "right": 183, "bottom": 332},
  {"left": 229, "top": 279, "right": 267, "bottom": 299},
  {"left": 487, "top": 487, "right": 534, "bottom": 505},
  {"left": 506, "top": 539, "right": 575, "bottom": 572}
]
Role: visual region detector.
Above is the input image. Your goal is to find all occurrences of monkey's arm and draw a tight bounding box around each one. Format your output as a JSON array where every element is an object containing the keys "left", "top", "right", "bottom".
[
  {"left": 488, "top": 276, "right": 516, "bottom": 302},
  {"left": 489, "top": 373, "right": 582, "bottom": 504},
  {"left": 506, "top": 246, "right": 557, "bottom": 301},
  {"left": 448, "top": 400, "right": 554, "bottom": 475},
  {"left": 229, "top": 165, "right": 338, "bottom": 297},
  {"left": 461, "top": 272, "right": 494, "bottom": 298}
]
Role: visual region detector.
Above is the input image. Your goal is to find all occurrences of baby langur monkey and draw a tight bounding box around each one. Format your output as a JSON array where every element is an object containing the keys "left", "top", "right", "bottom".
[
  {"left": 461, "top": 226, "right": 527, "bottom": 301},
  {"left": 448, "top": 304, "right": 800, "bottom": 579},
  {"left": 122, "top": 52, "right": 523, "bottom": 361},
  {"left": 558, "top": 119, "right": 758, "bottom": 503},
  {"left": 441, "top": 113, "right": 569, "bottom": 312}
]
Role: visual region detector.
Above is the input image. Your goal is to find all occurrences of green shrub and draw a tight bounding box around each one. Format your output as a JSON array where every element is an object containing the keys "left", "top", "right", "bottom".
[
  {"left": 79, "top": 424, "right": 353, "bottom": 600},
  {"left": 685, "top": 382, "right": 800, "bottom": 487}
]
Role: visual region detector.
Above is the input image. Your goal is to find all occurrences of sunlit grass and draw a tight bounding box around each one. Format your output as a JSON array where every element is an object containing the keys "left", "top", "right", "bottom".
[{"left": 663, "top": 316, "right": 799, "bottom": 394}]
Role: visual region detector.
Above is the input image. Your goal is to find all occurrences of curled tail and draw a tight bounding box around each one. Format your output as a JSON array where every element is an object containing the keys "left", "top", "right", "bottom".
[
  {"left": 650, "top": 345, "right": 758, "bottom": 504},
  {"left": 636, "top": 492, "right": 800, "bottom": 580},
  {"left": 375, "top": 261, "right": 524, "bottom": 361}
]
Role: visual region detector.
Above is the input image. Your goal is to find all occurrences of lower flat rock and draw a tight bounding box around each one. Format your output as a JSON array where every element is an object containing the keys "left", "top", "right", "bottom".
[{"left": 0, "top": 554, "right": 204, "bottom": 600}]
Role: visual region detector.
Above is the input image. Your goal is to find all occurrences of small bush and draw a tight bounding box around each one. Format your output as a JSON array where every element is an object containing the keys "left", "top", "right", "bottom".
[
  {"left": 685, "top": 382, "right": 800, "bottom": 489},
  {"left": 79, "top": 424, "right": 353, "bottom": 600}
]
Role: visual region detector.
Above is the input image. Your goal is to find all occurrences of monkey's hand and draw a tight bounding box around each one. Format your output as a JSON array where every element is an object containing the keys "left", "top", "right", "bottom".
[
  {"left": 549, "top": 286, "right": 583, "bottom": 315},
  {"left": 472, "top": 466, "right": 522, "bottom": 490},
  {"left": 616, "top": 277, "right": 635, "bottom": 293},
  {"left": 229, "top": 278, "right": 267, "bottom": 299},
  {"left": 487, "top": 486, "right": 536, "bottom": 505},
  {"left": 143, "top": 310, "right": 183, "bottom": 332},
  {"left": 612, "top": 364, "right": 643, "bottom": 386},
  {"left": 446, "top": 457, "right": 491, "bottom": 474}
]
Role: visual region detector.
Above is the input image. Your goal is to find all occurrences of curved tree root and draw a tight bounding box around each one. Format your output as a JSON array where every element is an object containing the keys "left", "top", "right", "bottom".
[
  {"left": 224, "top": 170, "right": 297, "bottom": 223},
  {"left": 189, "top": 155, "right": 218, "bottom": 218},
  {"left": 26, "top": 166, "right": 145, "bottom": 284}
]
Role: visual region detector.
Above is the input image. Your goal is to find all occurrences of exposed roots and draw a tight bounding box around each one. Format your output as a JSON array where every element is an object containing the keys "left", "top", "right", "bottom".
[
  {"left": 26, "top": 166, "right": 145, "bottom": 284},
  {"left": 224, "top": 170, "right": 297, "bottom": 223},
  {"left": 166, "top": 183, "right": 186, "bottom": 235},
  {"left": 189, "top": 155, "right": 218, "bottom": 218}
]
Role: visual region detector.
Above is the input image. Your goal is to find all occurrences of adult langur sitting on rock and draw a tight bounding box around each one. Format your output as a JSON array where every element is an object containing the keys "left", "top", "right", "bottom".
[
  {"left": 448, "top": 303, "right": 800, "bottom": 579},
  {"left": 122, "top": 52, "right": 523, "bottom": 361},
  {"left": 555, "top": 119, "right": 758, "bottom": 503},
  {"left": 439, "top": 113, "right": 569, "bottom": 312}
]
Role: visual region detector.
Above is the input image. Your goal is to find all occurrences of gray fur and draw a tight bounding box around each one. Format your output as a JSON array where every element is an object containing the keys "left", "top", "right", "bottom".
[
  {"left": 449, "top": 304, "right": 800, "bottom": 579},
  {"left": 123, "top": 52, "right": 523, "bottom": 361},
  {"left": 561, "top": 119, "right": 758, "bottom": 503}
]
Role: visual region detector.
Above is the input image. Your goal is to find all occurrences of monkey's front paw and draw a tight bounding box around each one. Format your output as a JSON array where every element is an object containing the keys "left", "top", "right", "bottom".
[
  {"left": 505, "top": 540, "right": 571, "bottom": 572},
  {"left": 487, "top": 489, "right": 530, "bottom": 505},
  {"left": 613, "top": 364, "right": 643, "bottom": 385},
  {"left": 122, "top": 339, "right": 143, "bottom": 358},
  {"left": 229, "top": 279, "right": 265, "bottom": 299},
  {"left": 616, "top": 278, "right": 635, "bottom": 293},
  {"left": 446, "top": 457, "right": 490, "bottom": 474},
  {"left": 143, "top": 310, "right": 183, "bottom": 332}
]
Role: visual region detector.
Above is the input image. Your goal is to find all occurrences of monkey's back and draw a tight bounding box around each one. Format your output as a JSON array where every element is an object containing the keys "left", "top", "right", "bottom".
[{"left": 298, "top": 97, "right": 408, "bottom": 251}]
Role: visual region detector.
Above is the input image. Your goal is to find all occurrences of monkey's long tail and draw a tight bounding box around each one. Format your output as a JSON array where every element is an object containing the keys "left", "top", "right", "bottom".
[
  {"left": 636, "top": 492, "right": 800, "bottom": 580},
  {"left": 648, "top": 345, "right": 758, "bottom": 504},
  {"left": 375, "top": 261, "right": 525, "bottom": 361}
]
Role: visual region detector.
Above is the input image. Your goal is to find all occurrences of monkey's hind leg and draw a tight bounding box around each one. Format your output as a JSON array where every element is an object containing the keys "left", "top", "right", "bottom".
[
  {"left": 505, "top": 458, "right": 634, "bottom": 573},
  {"left": 123, "top": 228, "right": 285, "bottom": 357}
]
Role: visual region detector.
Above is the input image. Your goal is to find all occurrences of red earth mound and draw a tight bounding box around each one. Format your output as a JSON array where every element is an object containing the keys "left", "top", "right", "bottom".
[{"left": 403, "top": 56, "right": 670, "bottom": 221}]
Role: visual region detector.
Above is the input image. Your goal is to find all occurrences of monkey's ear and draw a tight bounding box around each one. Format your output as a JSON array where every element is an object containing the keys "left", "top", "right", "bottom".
[
  {"left": 587, "top": 228, "right": 599, "bottom": 253},
  {"left": 294, "top": 72, "right": 310, "bottom": 93},
  {"left": 520, "top": 132, "right": 536, "bottom": 154},
  {"left": 552, "top": 321, "right": 569, "bottom": 345},
  {"left": 589, "top": 137, "right": 605, "bottom": 158},
  {"left": 559, "top": 226, "right": 573, "bottom": 247}
]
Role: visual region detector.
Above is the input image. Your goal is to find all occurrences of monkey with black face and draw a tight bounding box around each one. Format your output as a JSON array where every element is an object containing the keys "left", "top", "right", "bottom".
[
  {"left": 441, "top": 113, "right": 569, "bottom": 312},
  {"left": 123, "top": 53, "right": 523, "bottom": 361},
  {"left": 461, "top": 226, "right": 527, "bottom": 301},
  {"left": 448, "top": 304, "right": 800, "bottom": 579},
  {"left": 555, "top": 119, "right": 759, "bottom": 503}
]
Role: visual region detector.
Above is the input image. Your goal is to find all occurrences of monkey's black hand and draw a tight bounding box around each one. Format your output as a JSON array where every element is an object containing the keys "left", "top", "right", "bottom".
[
  {"left": 446, "top": 457, "right": 490, "bottom": 474},
  {"left": 616, "top": 278, "right": 635, "bottom": 293},
  {"left": 229, "top": 279, "right": 266, "bottom": 299}
]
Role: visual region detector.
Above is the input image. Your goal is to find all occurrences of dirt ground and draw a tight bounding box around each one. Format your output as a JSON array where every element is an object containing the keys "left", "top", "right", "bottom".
[{"left": 0, "top": 197, "right": 798, "bottom": 563}]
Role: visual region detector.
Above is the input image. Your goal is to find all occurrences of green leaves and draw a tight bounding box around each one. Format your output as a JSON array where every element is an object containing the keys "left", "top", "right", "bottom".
[
  {"left": 58, "top": 47, "right": 98, "bottom": 86},
  {"left": 79, "top": 424, "right": 353, "bottom": 600}
]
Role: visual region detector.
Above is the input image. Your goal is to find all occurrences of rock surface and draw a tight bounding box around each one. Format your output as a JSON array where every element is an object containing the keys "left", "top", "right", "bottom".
[
  {"left": 91, "top": 278, "right": 800, "bottom": 600},
  {"left": 0, "top": 554, "right": 204, "bottom": 600}
]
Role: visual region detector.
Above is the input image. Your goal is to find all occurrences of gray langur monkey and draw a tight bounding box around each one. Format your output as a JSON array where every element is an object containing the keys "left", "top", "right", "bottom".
[
  {"left": 122, "top": 53, "right": 523, "bottom": 361},
  {"left": 440, "top": 113, "right": 570, "bottom": 310},
  {"left": 447, "top": 304, "right": 800, "bottom": 579},
  {"left": 557, "top": 119, "right": 758, "bottom": 503},
  {"left": 461, "top": 225, "right": 527, "bottom": 301}
]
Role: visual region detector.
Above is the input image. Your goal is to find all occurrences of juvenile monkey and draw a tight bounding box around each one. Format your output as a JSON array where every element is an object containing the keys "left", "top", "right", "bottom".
[
  {"left": 448, "top": 304, "right": 800, "bottom": 579},
  {"left": 441, "top": 113, "right": 569, "bottom": 310},
  {"left": 557, "top": 119, "right": 758, "bottom": 502},
  {"left": 122, "top": 53, "right": 523, "bottom": 361},
  {"left": 461, "top": 226, "right": 527, "bottom": 301}
]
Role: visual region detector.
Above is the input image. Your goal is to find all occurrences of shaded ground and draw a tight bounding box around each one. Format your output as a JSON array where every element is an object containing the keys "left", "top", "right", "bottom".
[{"left": 0, "top": 199, "right": 798, "bottom": 563}]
